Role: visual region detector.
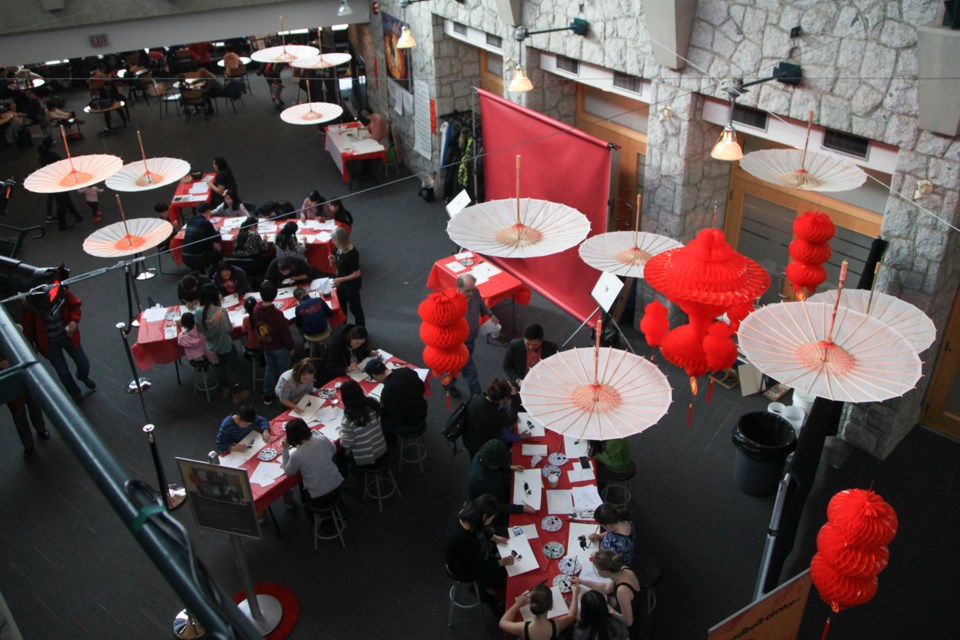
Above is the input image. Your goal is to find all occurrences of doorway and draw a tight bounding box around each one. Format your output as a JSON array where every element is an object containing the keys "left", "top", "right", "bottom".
[{"left": 923, "top": 287, "right": 960, "bottom": 441}]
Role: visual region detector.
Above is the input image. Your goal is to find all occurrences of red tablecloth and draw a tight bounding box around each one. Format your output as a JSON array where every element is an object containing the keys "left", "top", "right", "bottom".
[
  {"left": 324, "top": 122, "right": 387, "bottom": 183},
  {"left": 505, "top": 427, "right": 600, "bottom": 618},
  {"left": 231, "top": 354, "right": 430, "bottom": 513},
  {"left": 168, "top": 173, "right": 215, "bottom": 226},
  {"left": 168, "top": 217, "right": 336, "bottom": 272},
  {"left": 426, "top": 252, "right": 532, "bottom": 309},
  {"left": 130, "top": 284, "right": 345, "bottom": 371}
]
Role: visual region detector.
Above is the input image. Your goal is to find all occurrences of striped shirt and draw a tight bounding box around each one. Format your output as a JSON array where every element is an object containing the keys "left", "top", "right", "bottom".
[{"left": 339, "top": 411, "right": 387, "bottom": 465}]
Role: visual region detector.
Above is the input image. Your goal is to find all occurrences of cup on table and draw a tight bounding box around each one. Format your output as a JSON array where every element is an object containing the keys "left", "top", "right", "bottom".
[{"left": 548, "top": 471, "right": 560, "bottom": 488}]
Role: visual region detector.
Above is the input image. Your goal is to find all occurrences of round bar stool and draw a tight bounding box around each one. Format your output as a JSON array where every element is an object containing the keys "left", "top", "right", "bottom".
[
  {"left": 304, "top": 326, "right": 332, "bottom": 360},
  {"left": 398, "top": 422, "right": 428, "bottom": 474},
  {"left": 600, "top": 460, "right": 636, "bottom": 509},
  {"left": 303, "top": 495, "right": 347, "bottom": 548},
  {"left": 188, "top": 357, "right": 218, "bottom": 402},
  {"left": 243, "top": 347, "right": 265, "bottom": 389},
  {"left": 633, "top": 553, "right": 662, "bottom": 637},
  {"left": 362, "top": 459, "right": 402, "bottom": 512},
  {"left": 445, "top": 564, "right": 485, "bottom": 628}
]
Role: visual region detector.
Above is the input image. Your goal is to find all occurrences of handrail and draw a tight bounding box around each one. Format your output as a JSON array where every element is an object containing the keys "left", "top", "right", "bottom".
[{"left": 0, "top": 222, "right": 45, "bottom": 259}]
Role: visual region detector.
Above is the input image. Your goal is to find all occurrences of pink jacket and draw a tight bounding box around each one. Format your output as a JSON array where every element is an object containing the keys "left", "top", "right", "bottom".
[{"left": 177, "top": 327, "right": 218, "bottom": 364}]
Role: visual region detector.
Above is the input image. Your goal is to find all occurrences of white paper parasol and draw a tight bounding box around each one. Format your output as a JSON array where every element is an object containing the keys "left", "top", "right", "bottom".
[
  {"left": 250, "top": 44, "right": 319, "bottom": 63},
  {"left": 807, "top": 289, "right": 936, "bottom": 354},
  {"left": 24, "top": 128, "right": 123, "bottom": 193},
  {"left": 83, "top": 217, "right": 174, "bottom": 257},
  {"left": 106, "top": 157, "right": 191, "bottom": 191},
  {"left": 291, "top": 53, "right": 352, "bottom": 69},
  {"left": 739, "top": 148, "right": 867, "bottom": 192},
  {"left": 520, "top": 327, "right": 672, "bottom": 440},
  {"left": 578, "top": 231, "right": 683, "bottom": 278},
  {"left": 280, "top": 102, "right": 343, "bottom": 125}
]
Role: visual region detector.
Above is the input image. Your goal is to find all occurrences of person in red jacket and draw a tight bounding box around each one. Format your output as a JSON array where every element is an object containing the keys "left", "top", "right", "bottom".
[
  {"left": 21, "top": 284, "right": 96, "bottom": 402},
  {"left": 252, "top": 281, "right": 294, "bottom": 405}
]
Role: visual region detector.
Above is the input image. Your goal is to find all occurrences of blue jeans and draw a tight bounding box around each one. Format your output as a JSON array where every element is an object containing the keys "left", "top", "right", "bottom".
[
  {"left": 47, "top": 337, "right": 90, "bottom": 397},
  {"left": 262, "top": 348, "right": 290, "bottom": 400},
  {"left": 446, "top": 340, "right": 481, "bottom": 396}
]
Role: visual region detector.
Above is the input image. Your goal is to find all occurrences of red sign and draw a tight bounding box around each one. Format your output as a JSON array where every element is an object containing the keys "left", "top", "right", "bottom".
[{"left": 89, "top": 33, "right": 109, "bottom": 48}]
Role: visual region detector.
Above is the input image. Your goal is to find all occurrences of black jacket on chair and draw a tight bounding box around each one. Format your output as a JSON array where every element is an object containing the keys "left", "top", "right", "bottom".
[{"left": 502, "top": 338, "right": 558, "bottom": 384}]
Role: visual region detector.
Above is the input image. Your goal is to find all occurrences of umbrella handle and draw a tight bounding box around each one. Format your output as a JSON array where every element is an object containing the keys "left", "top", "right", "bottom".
[
  {"left": 632, "top": 193, "right": 641, "bottom": 248},
  {"left": 593, "top": 318, "right": 602, "bottom": 386},
  {"left": 136, "top": 130, "right": 153, "bottom": 184},
  {"left": 799, "top": 110, "right": 814, "bottom": 171},
  {"left": 866, "top": 261, "right": 881, "bottom": 314},
  {"left": 825, "top": 261, "right": 848, "bottom": 344},
  {"left": 116, "top": 194, "right": 132, "bottom": 247},
  {"left": 279, "top": 16, "right": 287, "bottom": 53},
  {"left": 515, "top": 155, "right": 522, "bottom": 226}
]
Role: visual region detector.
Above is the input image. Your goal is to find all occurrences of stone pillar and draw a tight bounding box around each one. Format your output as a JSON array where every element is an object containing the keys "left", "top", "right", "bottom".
[{"left": 841, "top": 140, "right": 960, "bottom": 459}]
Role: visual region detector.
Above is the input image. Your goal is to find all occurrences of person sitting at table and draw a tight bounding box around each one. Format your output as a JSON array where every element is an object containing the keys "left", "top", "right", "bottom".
[
  {"left": 463, "top": 380, "right": 529, "bottom": 458},
  {"left": 572, "top": 590, "right": 629, "bottom": 640},
  {"left": 282, "top": 418, "right": 343, "bottom": 509},
  {"left": 212, "top": 190, "right": 248, "bottom": 217},
  {"left": 467, "top": 439, "right": 534, "bottom": 522},
  {"left": 363, "top": 358, "right": 426, "bottom": 441},
  {"left": 256, "top": 200, "right": 296, "bottom": 221},
  {"left": 503, "top": 323, "right": 558, "bottom": 390},
  {"left": 275, "top": 221, "right": 305, "bottom": 260},
  {"left": 572, "top": 550, "right": 642, "bottom": 639},
  {"left": 91, "top": 81, "right": 128, "bottom": 130},
  {"left": 588, "top": 439, "right": 632, "bottom": 492},
  {"left": 444, "top": 494, "right": 513, "bottom": 614},
  {"left": 213, "top": 261, "right": 249, "bottom": 298},
  {"left": 253, "top": 282, "right": 295, "bottom": 406},
  {"left": 216, "top": 404, "right": 272, "bottom": 454},
  {"left": 500, "top": 583, "right": 580, "bottom": 640},
  {"left": 222, "top": 45, "right": 243, "bottom": 78},
  {"left": 338, "top": 379, "right": 388, "bottom": 470},
  {"left": 328, "top": 199, "right": 353, "bottom": 229},
  {"left": 275, "top": 358, "right": 317, "bottom": 413},
  {"left": 177, "top": 312, "right": 217, "bottom": 365},
  {"left": 324, "top": 325, "right": 376, "bottom": 382},
  {"left": 265, "top": 255, "right": 315, "bottom": 287},
  {"left": 181, "top": 204, "right": 221, "bottom": 276},
  {"left": 363, "top": 111, "right": 389, "bottom": 144},
  {"left": 589, "top": 503, "right": 636, "bottom": 566},
  {"left": 293, "top": 287, "right": 332, "bottom": 339},
  {"left": 300, "top": 190, "right": 329, "bottom": 221},
  {"left": 210, "top": 156, "right": 239, "bottom": 208},
  {"left": 198, "top": 282, "right": 249, "bottom": 404},
  {"left": 177, "top": 273, "right": 212, "bottom": 310},
  {"left": 331, "top": 227, "right": 364, "bottom": 327},
  {"left": 232, "top": 216, "right": 268, "bottom": 264}
]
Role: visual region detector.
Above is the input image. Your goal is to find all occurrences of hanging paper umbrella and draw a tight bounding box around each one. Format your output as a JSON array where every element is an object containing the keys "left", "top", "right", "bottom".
[
  {"left": 520, "top": 321, "right": 672, "bottom": 440},
  {"left": 578, "top": 231, "right": 683, "bottom": 277},
  {"left": 24, "top": 127, "right": 122, "bottom": 193},
  {"left": 251, "top": 44, "right": 318, "bottom": 63},
  {"left": 280, "top": 102, "right": 344, "bottom": 125},
  {"left": 291, "top": 53, "right": 352, "bottom": 69},
  {"left": 807, "top": 288, "right": 936, "bottom": 354},
  {"left": 83, "top": 217, "right": 174, "bottom": 257},
  {"left": 105, "top": 131, "right": 191, "bottom": 192}
]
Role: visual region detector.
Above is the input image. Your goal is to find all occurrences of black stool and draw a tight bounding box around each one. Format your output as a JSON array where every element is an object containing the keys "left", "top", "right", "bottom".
[
  {"left": 304, "top": 495, "right": 347, "bottom": 548},
  {"left": 398, "top": 422, "right": 428, "bottom": 474},
  {"left": 188, "top": 357, "right": 218, "bottom": 402},
  {"left": 600, "top": 460, "right": 636, "bottom": 509},
  {"left": 243, "top": 347, "right": 265, "bottom": 389}
]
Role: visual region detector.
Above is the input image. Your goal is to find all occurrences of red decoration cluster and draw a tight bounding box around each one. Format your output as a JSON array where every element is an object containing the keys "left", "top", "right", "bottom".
[
  {"left": 810, "top": 489, "right": 897, "bottom": 613},
  {"left": 786, "top": 211, "right": 835, "bottom": 299},
  {"left": 418, "top": 290, "right": 470, "bottom": 386},
  {"left": 640, "top": 300, "right": 669, "bottom": 347}
]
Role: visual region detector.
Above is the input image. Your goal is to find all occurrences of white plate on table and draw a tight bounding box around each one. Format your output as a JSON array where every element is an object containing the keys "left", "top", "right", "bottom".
[
  {"left": 548, "top": 452, "right": 568, "bottom": 467},
  {"left": 258, "top": 448, "right": 278, "bottom": 461}
]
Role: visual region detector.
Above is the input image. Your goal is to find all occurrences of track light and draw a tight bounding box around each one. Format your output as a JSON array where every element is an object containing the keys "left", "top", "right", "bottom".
[{"left": 337, "top": 0, "right": 353, "bottom": 17}]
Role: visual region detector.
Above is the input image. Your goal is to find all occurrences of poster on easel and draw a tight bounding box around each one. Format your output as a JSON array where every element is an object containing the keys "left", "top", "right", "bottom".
[
  {"left": 176, "top": 458, "right": 261, "bottom": 540},
  {"left": 707, "top": 570, "right": 812, "bottom": 640}
]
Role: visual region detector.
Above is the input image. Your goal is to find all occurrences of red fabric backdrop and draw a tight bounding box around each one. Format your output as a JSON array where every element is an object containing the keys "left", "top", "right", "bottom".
[{"left": 477, "top": 89, "right": 612, "bottom": 323}]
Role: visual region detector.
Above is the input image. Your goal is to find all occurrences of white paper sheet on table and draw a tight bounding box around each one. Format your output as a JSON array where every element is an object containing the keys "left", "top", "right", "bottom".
[
  {"left": 189, "top": 182, "right": 208, "bottom": 194},
  {"left": 376, "top": 349, "right": 394, "bottom": 362},
  {"left": 567, "top": 464, "right": 596, "bottom": 483},
  {"left": 368, "top": 383, "right": 384, "bottom": 400},
  {"left": 219, "top": 432, "right": 266, "bottom": 468},
  {"left": 564, "top": 437, "right": 590, "bottom": 458},
  {"left": 469, "top": 262, "right": 501, "bottom": 280},
  {"left": 294, "top": 395, "right": 322, "bottom": 422},
  {"left": 518, "top": 412, "right": 545, "bottom": 437},
  {"left": 469, "top": 272, "right": 489, "bottom": 285},
  {"left": 300, "top": 220, "right": 324, "bottom": 230},
  {"left": 317, "top": 422, "right": 341, "bottom": 441},
  {"left": 220, "top": 217, "right": 245, "bottom": 230},
  {"left": 276, "top": 286, "right": 296, "bottom": 300},
  {"left": 571, "top": 485, "right": 604, "bottom": 512},
  {"left": 310, "top": 278, "right": 334, "bottom": 295},
  {"left": 227, "top": 309, "right": 246, "bottom": 328},
  {"left": 567, "top": 522, "right": 600, "bottom": 566},
  {"left": 454, "top": 251, "right": 474, "bottom": 260},
  {"left": 496, "top": 534, "right": 539, "bottom": 576},
  {"left": 522, "top": 444, "right": 548, "bottom": 457},
  {"left": 414, "top": 368, "right": 429, "bottom": 382},
  {"left": 163, "top": 325, "right": 179, "bottom": 339},
  {"left": 142, "top": 306, "right": 167, "bottom": 322},
  {"left": 248, "top": 461, "right": 285, "bottom": 487},
  {"left": 509, "top": 524, "right": 539, "bottom": 540},
  {"left": 313, "top": 405, "right": 344, "bottom": 426},
  {"left": 520, "top": 586, "right": 569, "bottom": 621},
  {"left": 513, "top": 469, "right": 543, "bottom": 510},
  {"left": 546, "top": 490, "right": 574, "bottom": 515},
  {"left": 313, "top": 231, "right": 332, "bottom": 243},
  {"left": 282, "top": 307, "right": 296, "bottom": 320},
  {"left": 445, "top": 260, "right": 466, "bottom": 273},
  {"left": 221, "top": 294, "right": 239, "bottom": 308}
]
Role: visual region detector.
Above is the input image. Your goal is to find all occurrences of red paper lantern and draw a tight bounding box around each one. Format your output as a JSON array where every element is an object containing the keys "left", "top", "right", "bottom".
[
  {"left": 810, "top": 553, "right": 879, "bottom": 613},
  {"left": 659, "top": 324, "right": 710, "bottom": 378},
  {"left": 702, "top": 322, "right": 738, "bottom": 371},
  {"left": 419, "top": 319, "right": 469, "bottom": 351},
  {"left": 726, "top": 302, "right": 754, "bottom": 331},
  {"left": 640, "top": 301, "right": 670, "bottom": 347},
  {"left": 418, "top": 290, "right": 468, "bottom": 327},
  {"left": 786, "top": 261, "right": 827, "bottom": 293},
  {"left": 794, "top": 211, "right": 836, "bottom": 243},
  {"left": 827, "top": 489, "right": 899, "bottom": 547},
  {"left": 422, "top": 344, "right": 469, "bottom": 376},
  {"left": 816, "top": 522, "right": 890, "bottom": 578},
  {"left": 787, "top": 211, "right": 835, "bottom": 298},
  {"left": 789, "top": 238, "right": 833, "bottom": 264}
]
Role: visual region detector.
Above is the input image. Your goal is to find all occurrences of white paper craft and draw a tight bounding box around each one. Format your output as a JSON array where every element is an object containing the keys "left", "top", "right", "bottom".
[
  {"left": 496, "top": 534, "right": 539, "bottom": 576},
  {"left": 282, "top": 307, "right": 297, "bottom": 320},
  {"left": 522, "top": 444, "right": 549, "bottom": 457},
  {"left": 313, "top": 405, "right": 344, "bottom": 426},
  {"left": 367, "top": 383, "right": 384, "bottom": 400},
  {"left": 567, "top": 463, "right": 596, "bottom": 483},
  {"left": 567, "top": 522, "right": 600, "bottom": 566},
  {"left": 470, "top": 262, "right": 502, "bottom": 280},
  {"left": 220, "top": 217, "right": 245, "bottom": 230},
  {"left": 220, "top": 293, "right": 239, "bottom": 308},
  {"left": 275, "top": 286, "right": 296, "bottom": 300},
  {"left": 520, "top": 586, "right": 569, "bottom": 621},
  {"left": 454, "top": 250, "right": 474, "bottom": 261},
  {"left": 163, "top": 325, "right": 179, "bottom": 339},
  {"left": 509, "top": 524, "right": 539, "bottom": 540},
  {"left": 547, "top": 490, "right": 574, "bottom": 515},
  {"left": 571, "top": 485, "right": 604, "bottom": 512},
  {"left": 141, "top": 306, "right": 167, "bottom": 322},
  {"left": 219, "top": 432, "right": 267, "bottom": 468},
  {"left": 564, "top": 437, "right": 590, "bottom": 458},
  {"left": 445, "top": 260, "right": 467, "bottom": 273},
  {"left": 294, "top": 395, "right": 321, "bottom": 422},
  {"left": 518, "top": 413, "right": 546, "bottom": 437},
  {"left": 248, "top": 461, "right": 285, "bottom": 487},
  {"left": 513, "top": 469, "right": 543, "bottom": 511},
  {"left": 189, "top": 182, "right": 208, "bottom": 195},
  {"left": 227, "top": 309, "right": 246, "bottom": 328}
]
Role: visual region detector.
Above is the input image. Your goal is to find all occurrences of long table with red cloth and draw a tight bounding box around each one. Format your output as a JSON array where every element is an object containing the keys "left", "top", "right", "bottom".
[
  {"left": 130, "top": 280, "right": 345, "bottom": 371},
  {"left": 505, "top": 425, "right": 602, "bottom": 619},
  {"left": 168, "top": 173, "right": 215, "bottom": 227},
  {"left": 227, "top": 352, "right": 430, "bottom": 514},
  {"left": 168, "top": 217, "right": 336, "bottom": 272},
  {"left": 426, "top": 251, "right": 532, "bottom": 310},
  {"left": 324, "top": 121, "right": 387, "bottom": 183}
]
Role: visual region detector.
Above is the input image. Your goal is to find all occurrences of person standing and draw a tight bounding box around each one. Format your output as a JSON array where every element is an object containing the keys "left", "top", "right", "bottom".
[
  {"left": 210, "top": 157, "right": 239, "bottom": 208},
  {"left": 330, "top": 227, "right": 364, "bottom": 327},
  {"left": 1, "top": 357, "right": 50, "bottom": 460},
  {"left": 197, "top": 283, "right": 249, "bottom": 404},
  {"left": 252, "top": 281, "right": 294, "bottom": 405},
  {"left": 20, "top": 285, "right": 96, "bottom": 402},
  {"left": 77, "top": 185, "right": 104, "bottom": 223},
  {"left": 37, "top": 138, "right": 82, "bottom": 229},
  {"left": 364, "top": 359, "right": 427, "bottom": 439},
  {"left": 445, "top": 274, "right": 497, "bottom": 398}
]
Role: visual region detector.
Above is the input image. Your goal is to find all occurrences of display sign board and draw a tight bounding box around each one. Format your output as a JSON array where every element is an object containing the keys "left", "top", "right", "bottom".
[
  {"left": 707, "top": 570, "right": 812, "bottom": 640},
  {"left": 590, "top": 271, "right": 624, "bottom": 313},
  {"left": 176, "top": 458, "right": 261, "bottom": 540}
]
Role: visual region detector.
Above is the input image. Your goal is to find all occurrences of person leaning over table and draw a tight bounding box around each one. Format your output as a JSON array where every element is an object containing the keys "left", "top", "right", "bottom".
[
  {"left": 275, "top": 358, "right": 317, "bottom": 413},
  {"left": 363, "top": 358, "right": 426, "bottom": 440},
  {"left": 503, "top": 323, "right": 558, "bottom": 389},
  {"left": 211, "top": 190, "right": 248, "bottom": 217},
  {"left": 213, "top": 261, "right": 250, "bottom": 298},
  {"left": 500, "top": 583, "right": 580, "bottom": 640},
  {"left": 330, "top": 226, "right": 364, "bottom": 327},
  {"left": 327, "top": 199, "right": 353, "bottom": 230},
  {"left": 571, "top": 550, "right": 642, "bottom": 640},
  {"left": 573, "top": 589, "right": 629, "bottom": 640},
  {"left": 468, "top": 439, "right": 535, "bottom": 523},
  {"left": 293, "top": 287, "right": 332, "bottom": 339},
  {"left": 281, "top": 418, "right": 343, "bottom": 509},
  {"left": 590, "top": 503, "right": 636, "bottom": 566},
  {"left": 275, "top": 221, "right": 305, "bottom": 260},
  {"left": 265, "top": 255, "right": 315, "bottom": 288},
  {"left": 253, "top": 281, "right": 295, "bottom": 406},
  {"left": 588, "top": 439, "right": 632, "bottom": 492},
  {"left": 444, "top": 494, "right": 513, "bottom": 615},
  {"left": 444, "top": 274, "right": 497, "bottom": 398},
  {"left": 177, "top": 273, "right": 212, "bottom": 310},
  {"left": 180, "top": 203, "right": 221, "bottom": 276},
  {"left": 216, "top": 404, "right": 271, "bottom": 454},
  {"left": 300, "top": 190, "right": 325, "bottom": 221},
  {"left": 198, "top": 283, "right": 249, "bottom": 404},
  {"left": 463, "top": 379, "right": 529, "bottom": 458},
  {"left": 337, "top": 379, "right": 388, "bottom": 470},
  {"left": 232, "top": 216, "right": 267, "bottom": 259},
  {"left": 323, "top": 324, "right": 376, "bottom": 382}
]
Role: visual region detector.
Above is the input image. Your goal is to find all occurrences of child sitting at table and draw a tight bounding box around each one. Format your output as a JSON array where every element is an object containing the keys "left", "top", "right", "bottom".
[{"left": 177, "top": 312, "right": 217, "bottom": 365}]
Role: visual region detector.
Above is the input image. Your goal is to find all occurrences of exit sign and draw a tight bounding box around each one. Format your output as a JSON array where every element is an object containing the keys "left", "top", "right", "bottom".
[{"left": 89, "top": 33, "right": 109, "bottom": 48}]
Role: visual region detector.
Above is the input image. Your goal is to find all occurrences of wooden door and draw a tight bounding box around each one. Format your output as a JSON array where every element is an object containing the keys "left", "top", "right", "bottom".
[{"left": 923, "top": 287, "right": 960, "bottom": 441}]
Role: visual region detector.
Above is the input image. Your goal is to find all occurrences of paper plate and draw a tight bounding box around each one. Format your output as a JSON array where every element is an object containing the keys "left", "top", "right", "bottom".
[
  {"left": 558, "top": 555, "right": 582, "bottom": 575},
  {"left": 548, "top": 452, "right": 568, "bottom": 467},
  {"left": 541, "top": 464, "right": 561, "bottom": 479},
  {"left": 553, "top": 574, "right": 573, "bottom": 593},
  {"left": 258, "top": 447, "right": 278, "bottom": 461},
  {"left": 543, "top": 541, "right": 566, "bottom": 559},
  {"left": 541, "top": 515, "right": 563, "bottom": 532}
]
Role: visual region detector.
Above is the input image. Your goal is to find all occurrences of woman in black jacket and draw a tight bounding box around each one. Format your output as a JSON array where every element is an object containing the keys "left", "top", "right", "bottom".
[
  {"left": 463, "top": 379, "right": 528, "bottom": 458},
  {"left": 322, "top": 324, "right": 376, "bottom": 382}
]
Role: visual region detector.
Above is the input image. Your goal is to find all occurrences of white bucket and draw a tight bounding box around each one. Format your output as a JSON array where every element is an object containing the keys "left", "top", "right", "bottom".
[
  {"left": 768, "top": 402, "right": 805, "bottom": 435},
  {"left": 792, "top": 391, "right": 815, "bottom": 414}
]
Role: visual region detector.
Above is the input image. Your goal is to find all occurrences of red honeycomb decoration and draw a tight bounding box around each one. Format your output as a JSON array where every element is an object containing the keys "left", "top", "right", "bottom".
[
  {"left": 786, "top": 211, "right": 835, "bottom": 300},
  {"left": 418, "top": 290, "right": 470, "bottom": 392}
]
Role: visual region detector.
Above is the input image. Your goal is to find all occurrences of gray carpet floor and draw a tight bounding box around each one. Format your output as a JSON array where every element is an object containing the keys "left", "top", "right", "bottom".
[{"left": 0, "top": 78, "right": 957, "bottom": 639}]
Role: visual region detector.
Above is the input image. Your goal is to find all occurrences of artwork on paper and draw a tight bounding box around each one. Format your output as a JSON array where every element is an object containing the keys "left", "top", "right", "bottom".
[{"left": 382, "top": 13, "right": 412, "bottom": 91}]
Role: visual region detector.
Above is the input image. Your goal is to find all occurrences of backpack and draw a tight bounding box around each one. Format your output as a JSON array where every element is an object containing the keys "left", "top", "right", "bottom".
[{"left": 441, "top": 393, "right": 477, "bottom": 456}]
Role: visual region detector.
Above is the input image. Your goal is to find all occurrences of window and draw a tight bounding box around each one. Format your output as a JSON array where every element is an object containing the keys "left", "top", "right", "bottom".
[
  {"left": 732, "top": 103, "right": 768, "bottom": 130},
  {"left": 557, "top": 55, "right": 579, "bottom": 74},
  {"left": 452, "top": 21, "right": 467, "bottom": 35},
  {"left": 485, "top": 33, "right": 503, "bottom": 49},
  {"left": 612, "top": 71, "right": 642, "bottom": 94},
  {"left": 822, "top": 129, "right": 871, "bottom": 159}
]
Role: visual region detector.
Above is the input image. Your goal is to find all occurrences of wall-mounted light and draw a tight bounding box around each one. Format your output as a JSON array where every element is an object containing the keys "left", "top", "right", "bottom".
[
  {"left": 396, "top": 0, "right": 430, "bottom": 49},
  {"left": 337, "top": 0, "right": 353, "bottom": 17},
  {"left": 510, "top": 18, "right": 589, "bottom": 92}
]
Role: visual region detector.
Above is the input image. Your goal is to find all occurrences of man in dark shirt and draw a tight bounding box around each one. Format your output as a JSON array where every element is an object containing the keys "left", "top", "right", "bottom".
[
  {"left": 293, "top": 287, "right": 332, "bottom": 335},
  {"left": 264, "top": 255, "right": 315, "bottom": 287},
  {"left": 252, "top": 281, "right": 294, "bottom": 405},
  {"left": 216, "top": 404, "right": 271, "bottom": 453},
  {"left": 502, "top": 323, "right": 558, "bottom": 388},
  {"left": 364, "top": 359, "right": 427, "bottom": 436},
  {"left": 181, "top": 203, "right": 220, "bottom": 275}
]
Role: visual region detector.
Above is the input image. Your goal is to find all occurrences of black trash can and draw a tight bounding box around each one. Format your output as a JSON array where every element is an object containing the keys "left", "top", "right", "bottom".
[{"left": 732, "top": 412, "right": 797, "bottom": 497}]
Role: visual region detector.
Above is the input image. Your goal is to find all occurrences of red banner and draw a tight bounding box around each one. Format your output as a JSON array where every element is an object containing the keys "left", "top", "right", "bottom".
[{"left": 477, "top": 89, "right": 612, "bottom": 323}]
